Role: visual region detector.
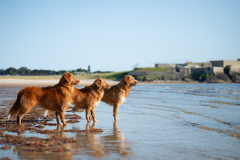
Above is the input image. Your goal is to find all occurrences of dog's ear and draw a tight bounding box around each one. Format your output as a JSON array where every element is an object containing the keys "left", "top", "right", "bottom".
[
  {"left": 84, "top": 85, "right": 90, "bottom": 89},
  {"left": 124, "top": 76, "right": 130, "bottom": 85},
  {"left": 95, "top": 79, "right": 102, "bottom": 88},
  {"left": 64, "top": 73, "right": 71, "bottom": 83}
]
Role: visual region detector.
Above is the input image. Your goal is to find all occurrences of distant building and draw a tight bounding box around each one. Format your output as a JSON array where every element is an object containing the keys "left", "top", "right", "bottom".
[
  {"left": 132, "top": 60, "right": 240, "bottom": 80},
  {"left": 88, "top": 65, "right": 91, "bottom": 73},
  {"left": 201, "top": 62, "right": 212, "bottom": 67},
  {"left": 210, "top": 60, "right": 240, "bottom": 73},
  {"left": 155, "top": 64, "right": 176, "bottom": 68},
  {"left": 75, "top": 71, "right": 86, "bottom": 75},
  {"left": 188, "top": 60, "right": 240, "bottom": 75},
  {"left": 187, "top": 64, "right": 200, "bottom": 68}
]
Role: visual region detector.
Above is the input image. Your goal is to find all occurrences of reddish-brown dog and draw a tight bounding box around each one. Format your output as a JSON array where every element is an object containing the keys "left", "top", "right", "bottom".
[
  {"left": 71, "top": 78, "right": 111, "bottom": 122},
  {"left": 101, "top": 75, "right": 138, "bottom": 121},
  {"left": 45, "top": 78, "right": 111, "bottom": 122},
  {"left": 8, "top": 72, "right": 80, "bottom": 125}
]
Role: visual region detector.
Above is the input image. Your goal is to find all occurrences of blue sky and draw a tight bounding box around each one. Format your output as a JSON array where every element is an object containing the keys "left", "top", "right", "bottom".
[{"left": 0, "top": 0, "right": 239, "bottom": 72}]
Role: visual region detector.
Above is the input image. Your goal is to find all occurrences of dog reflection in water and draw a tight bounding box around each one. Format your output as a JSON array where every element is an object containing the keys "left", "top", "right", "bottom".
[
  {"left": 75, "top": 121, "right": 132, "bottom": 157},
  {"left": 16, "top": 121, "right": 131, "bottom": 159},
  {"left": 103, "top": 121, "right": 132, "bottom": 156}
]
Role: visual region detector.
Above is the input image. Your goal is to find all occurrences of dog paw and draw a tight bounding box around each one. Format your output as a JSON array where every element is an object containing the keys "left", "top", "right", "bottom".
[
  {"left": 114, "top": 118, "right": 120, "bottom": 121},
  {"left": 57, "top": 122, "right": 63, "bottom": 126},
  {"left": 94, "top": 119, "right": 99, "bottom": 122}
]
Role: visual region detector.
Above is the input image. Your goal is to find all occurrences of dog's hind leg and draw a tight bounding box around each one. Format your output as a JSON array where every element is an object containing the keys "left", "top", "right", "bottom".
[{"left": 17, "top": 105, "right": 34, "bottom": 125}]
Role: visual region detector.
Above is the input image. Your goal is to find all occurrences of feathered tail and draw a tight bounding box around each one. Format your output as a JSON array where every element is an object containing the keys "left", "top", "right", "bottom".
[{"left": 8, "top": 90, "right": 23, "bottom": 119}]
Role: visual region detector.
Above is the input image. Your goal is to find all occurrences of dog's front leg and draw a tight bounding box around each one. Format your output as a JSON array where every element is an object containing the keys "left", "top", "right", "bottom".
[
  {"left": 91, "top": 107, "right": 99, "bottom": 122},
  {"left": 86, "top": 108, "right": 91, "bottom": 122},
  {"left": 55, "top": 111, "right": 63, "bottom": 125},
  {"left": 59, "top": 109, "right": 67, "bottom": 125},
  {"left": 113, "top": 103, "right": 120, "bottom": 121}
]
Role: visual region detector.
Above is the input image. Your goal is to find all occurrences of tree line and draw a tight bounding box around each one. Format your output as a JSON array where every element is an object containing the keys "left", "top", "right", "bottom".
[{"left": 0, "top": 67, "right": 89, "bottom": 76}]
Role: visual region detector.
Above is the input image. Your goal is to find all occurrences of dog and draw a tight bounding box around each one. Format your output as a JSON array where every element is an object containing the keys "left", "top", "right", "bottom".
[
  {"left": 45, "top": 78, "right": 111, "bottom": 122},
  {"left": 8, "top": 72, "right": 80, "bottom": 125},
  {"left": 101, "top": 75, "right": 138, "bottom": 121}
]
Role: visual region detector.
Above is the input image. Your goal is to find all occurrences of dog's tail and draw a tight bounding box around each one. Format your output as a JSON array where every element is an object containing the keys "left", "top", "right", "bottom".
[
  {"left": 44, "top": 110, "right": 48, "bottom": 117},
  {"left": 8, "top": 90, "right": 23, "bottom": 119}
]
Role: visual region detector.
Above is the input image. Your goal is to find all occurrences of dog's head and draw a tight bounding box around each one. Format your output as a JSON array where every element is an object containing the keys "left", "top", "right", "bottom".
[
  {"left": 123, "top": 75, "right": 139, "bottom": 87},
  {"left": 94, "top": 78, "right": 111, "bottom": 89},
  {"left": 60, "top": 72, "right": 80, "bottom": 85}
]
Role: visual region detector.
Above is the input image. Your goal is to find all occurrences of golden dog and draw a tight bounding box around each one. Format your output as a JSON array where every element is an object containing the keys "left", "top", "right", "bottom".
[
  {"left": 101, "top": 75, "right": 138, "bottom": 121},
  {"left": 8, "top": 72, "right": 80, "bottom": 125},
  {"left": 71, "top": 78, "right": 111, "bottom": 122},
  {"left": 45, "top": 78, "right": 111, "bottom": 122}
]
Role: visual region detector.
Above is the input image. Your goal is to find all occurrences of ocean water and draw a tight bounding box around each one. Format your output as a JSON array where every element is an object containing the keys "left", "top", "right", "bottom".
[{"left": 0, "top": 83, "right": 240, "bottom": 159}]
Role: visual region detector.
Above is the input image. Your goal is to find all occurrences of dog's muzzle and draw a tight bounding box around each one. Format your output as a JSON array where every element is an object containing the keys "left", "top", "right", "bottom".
[{"left": 74, "top": 79, "right": 80, "bottom": 85}]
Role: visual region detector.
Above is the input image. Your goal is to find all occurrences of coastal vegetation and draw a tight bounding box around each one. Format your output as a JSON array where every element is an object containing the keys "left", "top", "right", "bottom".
[
  {"left": 0, "top": 67, "right": 88, "bottom": 76},
  {"left": 184, "top": 73, "right": 211, "bottom": 81},
  {"left": 75, "top": 71, "right": 129, "bottom": 80},
  {"left": 132, "top": 75, "right": 168, "bottom": 81}
]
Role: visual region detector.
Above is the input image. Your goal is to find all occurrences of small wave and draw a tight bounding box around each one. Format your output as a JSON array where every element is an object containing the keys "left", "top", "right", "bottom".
[
  {"left": 232, "top": 92, "right": 240, "bottom": 95},
  {"left": 219, "top": 92, "right": 230, "bottom": 94},
  {"left": 230, "top": 97, "right": 240, "bottom": 100}
]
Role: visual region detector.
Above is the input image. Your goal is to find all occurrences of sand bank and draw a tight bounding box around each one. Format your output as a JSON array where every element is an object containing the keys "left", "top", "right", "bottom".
[{"left": 0, "top": 79, "right": 119, "bottom": 87}]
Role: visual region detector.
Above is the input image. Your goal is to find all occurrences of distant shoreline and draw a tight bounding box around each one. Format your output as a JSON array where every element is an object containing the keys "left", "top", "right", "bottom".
[
  {"left": 139, "top": 80, "right": 200, "bottom": 84},
  {"left": 0, "top": 78, "right": 119, "bottom": 87},
  {"left": 1, "top": 78, "right": 237, "bottom": 88}
]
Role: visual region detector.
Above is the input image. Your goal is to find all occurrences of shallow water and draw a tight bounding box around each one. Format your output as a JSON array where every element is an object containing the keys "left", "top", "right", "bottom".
[{"left": 0, "top": 83, "right": 240, "bottom": 159}]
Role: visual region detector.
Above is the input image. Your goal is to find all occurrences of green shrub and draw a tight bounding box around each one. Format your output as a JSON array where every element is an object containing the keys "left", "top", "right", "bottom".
[
  {"left": 133, "top": 75, "right": 169, "bottom": 81},
  {"left": 185, "top": 73, "right": 210, "bottom": 81}
]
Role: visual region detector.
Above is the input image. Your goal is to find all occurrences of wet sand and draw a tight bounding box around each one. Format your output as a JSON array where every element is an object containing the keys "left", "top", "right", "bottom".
[{"left": 0, "top": 83, "right": 240, "bottom": 159}]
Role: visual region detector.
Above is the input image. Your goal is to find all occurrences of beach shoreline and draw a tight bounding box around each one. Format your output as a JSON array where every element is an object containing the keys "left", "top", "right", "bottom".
[
  {"left": 1, "top": 78, "right": 237, "bottom": 87},
  {"left": 0, "top": 79, "right": 119, "bottom": 87}
]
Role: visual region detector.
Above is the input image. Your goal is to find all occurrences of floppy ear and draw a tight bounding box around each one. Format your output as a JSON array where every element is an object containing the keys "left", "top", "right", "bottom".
[
  {"left": 64, "top": 73, "right": 71, "bottom": 83},
  {"left": 95, "top": 79, "right": 101, "bottom": 88},
  {"left": 124, "top": 76, "right": 130, "bottom": 85}
]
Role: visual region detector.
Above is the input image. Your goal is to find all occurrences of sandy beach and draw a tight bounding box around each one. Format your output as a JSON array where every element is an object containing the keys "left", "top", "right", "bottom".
[{"left": 0, "top": 78, "right": 119, "bottom": 87}]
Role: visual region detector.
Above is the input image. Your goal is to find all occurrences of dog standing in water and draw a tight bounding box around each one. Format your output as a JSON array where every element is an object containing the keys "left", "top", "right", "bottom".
[
  {"left": 101, "top": 75, "right": 138, "bottom": 121},
  {"left": 8, "top": 72, "right": 80, "bottom": 125},
  {"left": 71, "top": 78, "right": 111, "bottom": 122},
  {"left": 45, "top": 78, "right": 111, "bottom": 122}
]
